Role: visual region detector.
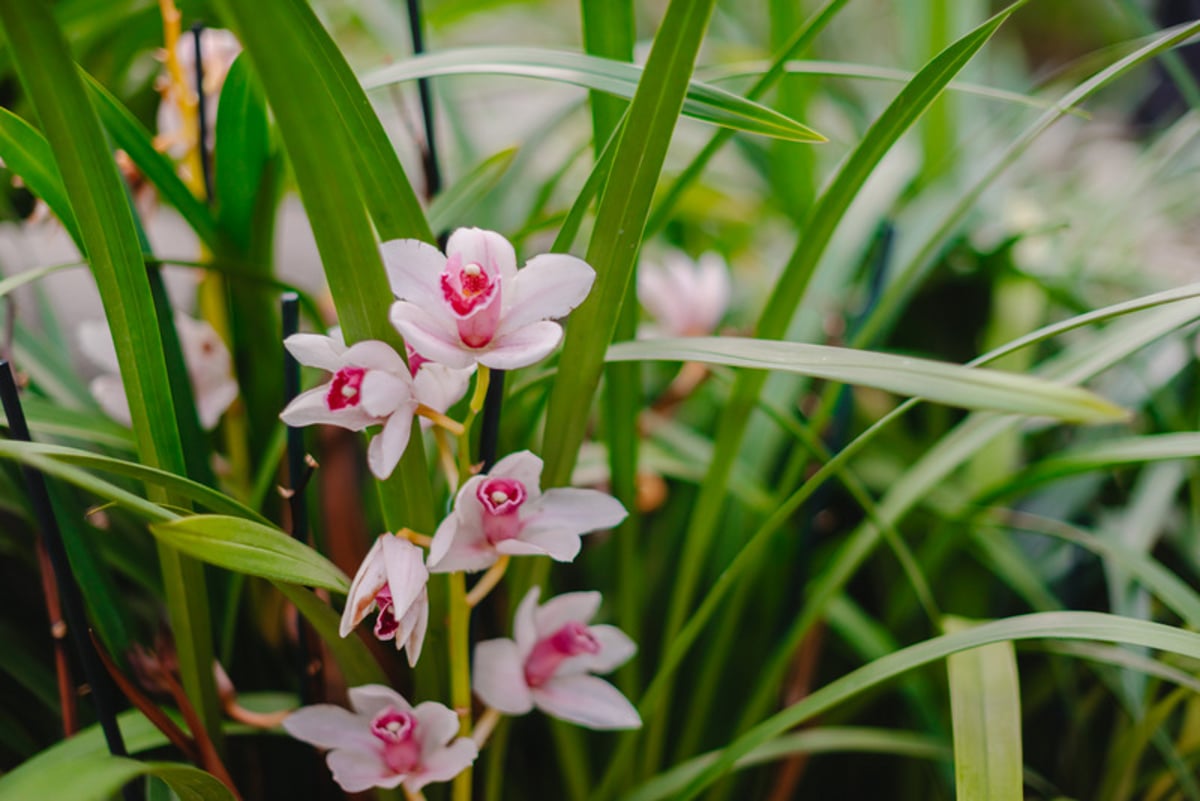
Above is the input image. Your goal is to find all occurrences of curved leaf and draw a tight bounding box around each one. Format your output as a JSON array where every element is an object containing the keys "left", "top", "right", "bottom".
[
  {"left": 0, "top": 108, "right": 80, "bottom": 245},
  {"left": 0, "top": 754, "right": 234, "bottom": 801},
  {"left": 148, "top": 515, "right": 350, "bottom": 593},
  {"left": 607, "top": 337, "right": 1127, "bottom": 422},
  {"left": 361, "top": 47, "right": 825, "bottom": 143}
]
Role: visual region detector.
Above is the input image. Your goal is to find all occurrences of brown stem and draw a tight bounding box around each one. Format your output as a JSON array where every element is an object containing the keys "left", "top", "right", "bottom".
[
  {"left": 37, "top": 541, "right": 77, "bottom": 735},
  {"left": 765, "top": 622, "right": 826, "bottom": 801},
  {"left": 159, "top": 668, "right": 242, "bottom": 800}
]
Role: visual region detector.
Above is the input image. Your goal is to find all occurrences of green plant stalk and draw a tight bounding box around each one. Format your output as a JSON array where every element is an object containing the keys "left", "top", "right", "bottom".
[
  {"left": 645, "top": 1, "right": 1027, "bottom": 773},
  {"left": 767, "top": 0, "right": 816, "bottom": 218},
  {"left": 0, "top": 0, "right": 223, "bottom": 748},
  {"left": 448, "top": 571, "right": 472, "bottom": 801}
]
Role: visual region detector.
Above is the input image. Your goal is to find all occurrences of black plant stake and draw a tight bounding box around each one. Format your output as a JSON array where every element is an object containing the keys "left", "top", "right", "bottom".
[
  {"left": 406, "top": 0, "right": 441, "bottom": 199},
  {"left": 191, "top": 22, "right": 215, "bottom": 203},
  {"left": 0, "top": 362, "right": 137, "bottom": 801}
]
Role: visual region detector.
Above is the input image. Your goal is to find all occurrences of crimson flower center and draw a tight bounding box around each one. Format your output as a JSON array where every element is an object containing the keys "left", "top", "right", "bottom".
[
  {"left": 327, "top": 366, "right": 366, "bottom": 411},
  {"left": 477, "top": 477, "right": 527, "bottom": 544},
  {"left": 524, "top": 621, "right": 601, "bottom": 687},
  {"left": 370, "top": 706, "right": 422, "bottom": 775}
]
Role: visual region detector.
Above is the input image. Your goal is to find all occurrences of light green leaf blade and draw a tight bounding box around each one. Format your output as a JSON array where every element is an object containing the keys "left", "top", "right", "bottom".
[
  {"left": 427, "top": 147, "right": 518, "bottom": 233},
  {"left": 148, "top": 515, "right": 350, "bottom": 593},
  {"left": 608, "top": 337, "right": 1126, "bottom": 422},
  {"left": 361, "top": 47, "right": 825, "bottom": 142},
  {"left": 0, "top": 754, "right": 234, "bottom": 801},
  {"left": 945, "top": 617, "right": 1023, "bottom": 801},
  {"left": 0, "top": 108, "right": 80, "bottom": 246}
]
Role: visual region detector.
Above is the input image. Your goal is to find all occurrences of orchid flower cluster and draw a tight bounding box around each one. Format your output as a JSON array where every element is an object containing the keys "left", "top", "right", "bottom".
[{"left": 279, "top": 228, "right": 640, "bottom": 795}]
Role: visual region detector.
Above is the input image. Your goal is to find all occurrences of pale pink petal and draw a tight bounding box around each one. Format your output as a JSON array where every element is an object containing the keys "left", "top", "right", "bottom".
[
  {"left": 78, "top": 319, "right": 121, "bottom": 373},
  {"left": 380, "top": 536, "right": 428, "bottom": 621},
  {"left": 557, "top": 624, "right": 637, "bottom": 676},
  {"left": 522, "top": 488, "right": 627, "bottom": 539},
  {"left": 381, "top": 238, "right": 447, "bottom": 306},
  {"left": 367, "top": 411, "right": 415, "bottom": 479},
  {"left": 428, "top": 477, "right": 493, "bottom": 572},
  {"left": 534, "top": 591, "right": 602, "bottom": 638},
  {"left": 281, "top": 385, "right": 376, "bottom": 431},
  {"left": 283, "top": 333, "right": 346, "bottom": 371},
  {"left": 195, "top": 376, "right": 238, "bottom": 430},
  {"left": 412, "top": 700, "right": 463, "bottom": 750},
  {"left": 390, "top": 301, "right": 476, "bottom": 369},
  {"left": 360, "top": 371, "right": 414, "bottom": 418},
  {"left": 531, "top": 674, "right": 641, "bottom": 730},
  {"left": 472, "top": 638, "right": 534, "bottom": 715},
  {"left": 407, "top": 739, "right": 478, "bottom": 792},
  {"left": 327, "top": 748, "right": 403, "bottom": 793},
  {"left": 90, "top": 375, "right": 132, "bottom": 427},
  {"left": 446, "top": 227, "right": 517, "bottom": 286},
  {"left": 498, "top": 254, "right": 594, "bottom": 333},
  {"left": 512, "top": 586, "right": 542, "bottom": 657},
  {"left": 339, "top": 536, "right": 388, "bottom": 637},
  {"left": 476, "top": 321, "right": 562, "bottom": 370},
  {"left": 349, "top": 684, "right": 413, "bottom": 718},
  {"left": 399, "top": 588, "right": 429, "bottom": 667},
  {"left": 495, "top": 529, "right": 581, "bottom": 562},
  {"left": 693, "top": 252, "right": 731, "bottom": 333},
  {"left": 343, "top": 340, "right": 409, "bottom": 374},
  {"left": 412, "top": 363, "right": 473, "bottom": 416},
  {"left": 489, "top": 451, "right": 545, "bottom": 503},
  {"left": 282, "top": 705, "right": 376, "bottom": 752}
]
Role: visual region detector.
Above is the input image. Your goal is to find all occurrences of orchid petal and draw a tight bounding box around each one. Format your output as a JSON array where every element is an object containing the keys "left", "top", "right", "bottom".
[
  {"left": 408, "top": 739, "right": 478, "bottom": 792},
  {"left": 512, "top": 586, "right": 542, "bottom": 657},
  {"left": 360, "top": 370, "right": 414, "bottom": 418},
  {"left": 498, "top": 253, "right": 594, "bottom": 333},
  {"left": 381, "top": 238, "right": 447, "bottom": 306},
  {"left": 523, "top": 488, "right": 628, "bottom": 538},
  {"left": 367, "top": 410, "right": 415, "bottom": 479},
  {"left": 489, "top": 450, "right": 544, "bottom": 502},
  {"left": 195, "top": 377, "right": 238, "bottom": 430},
  {"left": 397, "top": 588, "right": 429, "bottom": 667},
  {"left": 390, "top": 301, "right": 477, "bottom": 369},
  {"left": 495, "top": 529, "right": 581, "bottom": 562},
  {"left": 446, "top": 227, "right": 517, "bottom": 286},
  {"left": 476, "top": 320, "right": 562, "bottom": 370},
  {"left": 558, "top": 624, "right": 637, "bottom": 676},
  {"left": 412, "top": 363, "right": 473, "bottom": 415},
  {"left": 282, "top": 704, "right": 376, "bottom": 752},
  {"left": 413, "top": 701, "right": 463, "bottom": 751},
  {"left": 534, "top": 591, "right": 602, "bottom": 638},
  {"left": 78, "top": 319, "right": 121, "bottom": 373},
  {"left": 343, "top": 340, "right": 409, "bottom": 374},
  {"left": 283, "top": 333, "right": 346, "bottom": 371},
  {"left": 280, "top": 385, "right": 376, "bottom": 431},
  {"left": 380, "top": 536, "right": 428, "bottom": 621},
  {"left": 348, "top": 684, "right": 413, "bottom": 718},
  {"left": 327, "top": 748, "right": 403, "bottom": 793},
  {"left": 532, "top": 674, "right": 642, "bottom": 730},
  {"left": 339, "top": 536, "right": 388, "bottom": 637},
  {"left": 472, "top": 638, "right": 534, "bottom": 716}
]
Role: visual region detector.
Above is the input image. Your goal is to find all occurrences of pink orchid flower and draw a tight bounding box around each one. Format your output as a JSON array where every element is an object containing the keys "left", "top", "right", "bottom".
[
  {"left": 279, "top": 333, "right": 417, "bottom": 480},
  {"left": 383, "top": 227, "right": 595, "bottom": 370},
  {"left": 283, "top": 685, "right": 477, "bottom": 794},
  {"left": 407, "top": 343, "right": 473, "bottom": 428},
  {"left": 473, "top": 587, "right": 640, "bottom": 730},
  {"left": 427, "top": 450, "right": 626, "bottom": 573},
  {"left": 340, "top": 535, "right": 429, "bottom": 667},
  {"left": 637, "top": 250, "right": 731, "bottom": 337}
]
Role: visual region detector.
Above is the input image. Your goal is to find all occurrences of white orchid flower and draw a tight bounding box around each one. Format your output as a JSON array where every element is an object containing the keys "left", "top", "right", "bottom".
[
  {"left": 637, "top": 250, "right": 731, "bottom": 337},
  {"left": 339, "top": 535, "right": 429, "bottom": 667}
]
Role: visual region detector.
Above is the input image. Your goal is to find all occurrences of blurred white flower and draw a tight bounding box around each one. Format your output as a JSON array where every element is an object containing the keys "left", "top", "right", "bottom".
[
  {"left": 283, "top": 685, "right": 477, "bottom": 794},
  {"left": 385, "top": 227, "right": 595, "bottom": 370},
  {"left": 156, "top": 28, "right": 242, "bottom": 158},
  {"left": 637, "top": 251, "right": 731, "bottom": 337},
  {"left": 79, "top": 312, "right": 237, "bottom": 430},
  {"left": 473, "top": 587, "right": 640, "bottom": 730},
  {"left": 339, "top": 535, "right": 429, "bottom": 667}
]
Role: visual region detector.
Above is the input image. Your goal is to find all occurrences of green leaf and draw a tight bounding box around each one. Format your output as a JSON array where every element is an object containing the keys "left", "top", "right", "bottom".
[
  {"left": 0, "top": 0, "right": 220, "bottom": 742},
  {"left": 148, "top": 515, "right": 350, "bottom": 593},
  {"left": 944, "top": 617, "right": 1023, "bottom": 801},
  {"left": 0, "top": 754, "right": 235, "bottom": 801},
  {"left": 275, "top": 583, "right": 388, "bottom": 687},
  {"left": 608, "top": 337, "right": 1127, "bottom": 422},
  {"left": 361, "top": 47, "right": 825, "bottom": 143},
  {"left": 678, "top": 612, "right": 1200, "bottom": 799},
  {"left": 427, "top": 147, "right": 518, "bottom": 233},
  {"left": 0, "top": 108, "right": 80, "bottom": 246},
  {"left": 81, "top": 71, "right": 221, "bottom": 251},
  {"left": 214, "top": 54, "right": 272, "bottom": 252}
]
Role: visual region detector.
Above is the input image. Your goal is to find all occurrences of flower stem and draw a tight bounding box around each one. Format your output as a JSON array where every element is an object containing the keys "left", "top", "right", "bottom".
[
  {"left": 455, "top": 365, "right": 491, "bottom": 480},
  {"left": 418, "top": 404, "right": 466, "bottom": 436},
  {"left": 156, "top": 0, "right": 205, "bottom": 197},
  {"left": 433, "top": 426, "right": 459, "bottom": 488},
  {"left": 448, "top": 570, "right": 472, "bottom": 801},
  {"left": 396, "top": 527, "right": 432, "bottom": 548},
  {"left": 465, "top": 555, "right": 510, "bottom": 608},
  {"left": 472, "top": 707, "right": 503, "bottom": 748}
]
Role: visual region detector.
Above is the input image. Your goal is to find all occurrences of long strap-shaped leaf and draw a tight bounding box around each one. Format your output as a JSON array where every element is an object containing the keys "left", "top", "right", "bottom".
[
  {"left": 0, "top": 0, "right": 222, "bottom": 745},
  {"left": 541, "top": 0, "right": 719, "bottom": 489}
]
